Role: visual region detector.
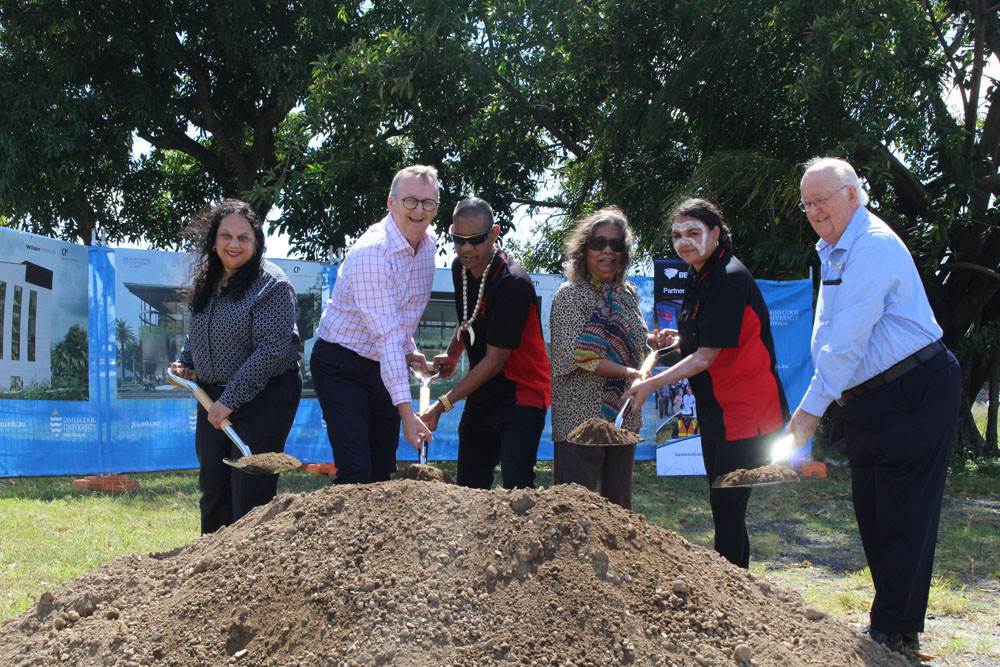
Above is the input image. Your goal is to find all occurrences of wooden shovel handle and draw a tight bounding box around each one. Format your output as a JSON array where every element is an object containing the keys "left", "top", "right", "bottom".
[{"left": 190, "top": 386, "right": 235, "bottom": 430}]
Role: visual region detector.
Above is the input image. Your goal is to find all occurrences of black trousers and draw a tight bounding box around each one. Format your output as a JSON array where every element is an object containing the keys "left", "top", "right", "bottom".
[
  {"left": 841, "top": 349, "right": 960, "bottom": 634},
  {"left": 196, "top": 369, "right": 302, "bottom": 535},
  {"left": 310, "top": 339, "right": 401, "bottom": 485},
  {"left": 553, "top": 440, "right": 637, "bottom": 510},
  {"left": 701, "top": 430, "right": 775, "bottom": 568},
  {"left": 457, "top": 397, "right": 545, "bottom": 490}
]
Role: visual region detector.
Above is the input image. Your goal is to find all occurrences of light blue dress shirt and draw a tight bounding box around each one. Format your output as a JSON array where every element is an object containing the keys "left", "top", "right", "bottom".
[{"left": 798, "top": 206, "right": 942, "bottom": 416}]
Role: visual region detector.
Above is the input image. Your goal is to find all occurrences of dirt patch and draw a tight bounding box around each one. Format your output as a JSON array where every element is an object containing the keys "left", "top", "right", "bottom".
[
  {"left": 568, "top": 417, "right": 641, "bottom": 445},
  {"left": 713, "top": 465, "right": 801, "bottom": 488},
  {"left": 391, "top": 464, "right": 456, "bottom": 484},
  {"left": 236, "top": 452, "right": 302, "bottom": 472},
  {"left": 0, "top": 481, "right": 905, "bottom": 666}
]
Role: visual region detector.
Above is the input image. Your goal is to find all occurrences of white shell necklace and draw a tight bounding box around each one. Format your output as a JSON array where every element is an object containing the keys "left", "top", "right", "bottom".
[{"left": 456, "top": 250, "right": 499, "bottom": 348}]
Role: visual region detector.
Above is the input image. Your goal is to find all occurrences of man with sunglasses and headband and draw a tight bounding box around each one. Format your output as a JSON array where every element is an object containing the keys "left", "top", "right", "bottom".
[
  {"left": 419, "top": 197, "right": 550, "bottom": 489},
  {"left": 311, "top": 165, "right": 438, "bottom": 484}
]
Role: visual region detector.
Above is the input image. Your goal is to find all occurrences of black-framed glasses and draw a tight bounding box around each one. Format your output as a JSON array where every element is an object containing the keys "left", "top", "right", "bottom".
[
  {"left": 450, "top": 230, "right": 491, "bottom": 246},
  {"left": 798, "top": 185, "right": 849, "bottom": 212},
  {"left": 401, "top": 197, "right": 439, "bottom": 212},
  {"left": 587, "top": 235, "right": 626, "bottom": 252}
]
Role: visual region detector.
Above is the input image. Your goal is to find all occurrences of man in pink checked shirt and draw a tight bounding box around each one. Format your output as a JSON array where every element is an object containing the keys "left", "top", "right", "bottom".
[{"left": 310, "top": 165, "right": 438, "bottom": 484}]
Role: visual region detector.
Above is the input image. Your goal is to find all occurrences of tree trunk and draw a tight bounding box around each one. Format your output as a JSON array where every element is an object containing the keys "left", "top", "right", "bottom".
[
  {"left": 956, "top": 355, "right": 992, "bottom": 459},
  {"left": 987, "top": 348, "right": 999, "bottom": 452}
]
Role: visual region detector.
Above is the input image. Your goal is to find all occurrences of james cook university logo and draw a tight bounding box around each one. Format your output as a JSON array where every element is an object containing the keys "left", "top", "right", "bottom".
[{"left": 50, "top": 410, "right": 63, "bottom": 437}]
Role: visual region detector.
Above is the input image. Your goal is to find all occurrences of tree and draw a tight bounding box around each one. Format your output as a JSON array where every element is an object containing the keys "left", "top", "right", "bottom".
[
  {"left": 0, "top": 1, "right": 383, "bottom": 248},
  {"left": 115, "top": 318, "right": 137, "bottom": 383}
]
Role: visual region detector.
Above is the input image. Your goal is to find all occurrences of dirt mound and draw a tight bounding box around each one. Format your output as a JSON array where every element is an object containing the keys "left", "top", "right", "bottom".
[
  {"left": 713, "top": 465, "right": 801, "bottom": 488},
  {"left": 568, "top": 417, "right": 641, "bottom": 445},
  {"left": 0, "top": 481, "right": 904, "bottom": 666}
]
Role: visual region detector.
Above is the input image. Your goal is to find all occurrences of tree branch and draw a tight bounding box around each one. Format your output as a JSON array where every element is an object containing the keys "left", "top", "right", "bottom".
[
  {"left": 165, "top": 32, "right": 246, "bottom": 179},
  {"left": 922, "top": 0, "right": 969, "bottom": 112},
  {"left": 964, "top": 0, "right": 987, "bottom": 158},
  {"left": 871, "top": 144, "right": 932, "bottom": 218},
  {"left": 512, "top": 197, "right": 569, "bottom": 209},
  {"left": 941, "top": 261, "right": 1000, "bottom": 282}
]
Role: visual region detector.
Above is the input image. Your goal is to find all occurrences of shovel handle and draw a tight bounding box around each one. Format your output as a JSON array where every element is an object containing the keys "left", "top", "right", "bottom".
[{"left": 190, "top": 386, "right": 235, "bottom": 430}]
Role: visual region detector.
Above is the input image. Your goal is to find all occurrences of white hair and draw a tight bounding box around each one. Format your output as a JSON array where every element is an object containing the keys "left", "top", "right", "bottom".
[
  {"left": 802, "top": 157, "right": 870, "bottom": 206},
  {"left": 390, "top": 164, "right": 439, "bottom": 198}
]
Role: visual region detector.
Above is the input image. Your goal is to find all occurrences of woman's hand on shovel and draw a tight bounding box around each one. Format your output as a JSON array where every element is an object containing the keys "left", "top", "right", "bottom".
[
  {"left": 622, "top": 377, "right": 655, "bottom": 413},
  {"left": 207, "top": 400, "right": 233, "bottom": 430},
  {"left": 168, "top": 361, "right": 195, "bottom": 380}
]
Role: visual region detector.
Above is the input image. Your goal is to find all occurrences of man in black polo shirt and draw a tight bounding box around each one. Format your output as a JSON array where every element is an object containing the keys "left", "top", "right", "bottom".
[{"left": 419, "top": 197, "right": 550, "bottom": 489}]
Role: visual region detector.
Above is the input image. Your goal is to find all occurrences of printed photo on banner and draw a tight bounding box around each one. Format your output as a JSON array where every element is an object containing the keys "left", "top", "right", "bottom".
[
  {"left": 0, "top": 228, "right": 89, "bottom": 401},
  {"left": 114, "top": 249, "right": 323, "bottom": 399}
]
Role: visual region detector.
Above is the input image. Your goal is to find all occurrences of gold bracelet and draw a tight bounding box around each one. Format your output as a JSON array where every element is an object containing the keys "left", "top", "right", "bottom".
[{"left": 438, "top": 394, "right": 454, "bottom": 412}]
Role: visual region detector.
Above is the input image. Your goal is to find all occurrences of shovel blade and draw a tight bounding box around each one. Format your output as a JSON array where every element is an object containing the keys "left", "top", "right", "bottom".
[{"left": 223, "top": 458, "right": 277, "bottom": 476}]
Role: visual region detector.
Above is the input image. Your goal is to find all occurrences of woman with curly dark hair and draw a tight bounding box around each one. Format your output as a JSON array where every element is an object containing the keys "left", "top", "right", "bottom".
[
  {"left": 625, "top": 198, "right": 788, "bottom": 568},
  {"left": 169, "top": 200, "right": 302, "bottom": 534}
]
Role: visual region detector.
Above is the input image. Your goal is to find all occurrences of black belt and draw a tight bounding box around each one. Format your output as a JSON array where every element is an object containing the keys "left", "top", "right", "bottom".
[{"left": 836, "top": 340, "right": 945, "bottom": 407}]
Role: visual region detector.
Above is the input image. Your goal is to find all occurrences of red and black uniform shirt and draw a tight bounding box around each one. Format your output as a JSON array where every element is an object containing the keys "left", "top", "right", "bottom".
[
  {"left": 678, "top": 246, "right": 789, "bottom": 443},
  {"left": 451, "top": 252, "right": 550, "bottom": 409}
]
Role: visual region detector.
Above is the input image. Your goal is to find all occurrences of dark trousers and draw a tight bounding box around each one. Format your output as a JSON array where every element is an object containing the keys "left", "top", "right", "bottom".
[
  {"left": 457, "top": 397, "right": 545, "bottom": 489},
  {"left": 841, "top": 349, "right": 960, "bottom": 634},
  {"left": 701, "top": 431, "right": 774, "bottom": 568},
  {"left": 196, "top": 369, "right": 302, "bottom": 535},
  {"left": 311, "top": 339, "right": 401, "bottom": 484},
  {"left": 553, "top": 441, "right": 637, "bottom": 510}
]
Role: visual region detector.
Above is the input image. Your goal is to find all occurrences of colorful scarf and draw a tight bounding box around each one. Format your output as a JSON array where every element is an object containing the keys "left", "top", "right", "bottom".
[{"left": 573, "top": 281, "right": 640, "bottom": 420}]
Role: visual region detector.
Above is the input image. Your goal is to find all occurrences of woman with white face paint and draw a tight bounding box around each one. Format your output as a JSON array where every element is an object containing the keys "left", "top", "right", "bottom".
[{"left": 624, "top": 198, "right": 789, "bottom": 568}]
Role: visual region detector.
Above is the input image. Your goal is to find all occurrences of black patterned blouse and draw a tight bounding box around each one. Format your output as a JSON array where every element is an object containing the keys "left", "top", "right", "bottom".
[{"left": 177, "top": 260, "right": 300, "bottom": 412}]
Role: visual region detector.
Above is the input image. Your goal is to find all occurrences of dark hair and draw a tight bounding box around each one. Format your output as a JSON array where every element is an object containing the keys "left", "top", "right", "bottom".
[
  {"left": 184, "top": 200, "right": 266, "bottom": 313},
  {"left": 563, "top": 206, "right": 635, "bottom": 284},
  {"left": 452, "top": 196, "right": 494, "bottom": 228},
  {"left": 669, "top": 198, "right": 733, "bottom": 252}
]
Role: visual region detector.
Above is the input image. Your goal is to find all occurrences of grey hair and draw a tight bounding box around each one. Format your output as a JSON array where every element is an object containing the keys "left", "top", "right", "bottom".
[
  {"left": 802, "top": 157, "right": 870, "bottom": 206},
  {"left": 389, "top": 164, "right": 439, "bottom": 198},
  {"left": 563, "top": 206, "right": 635, "bottom": 284}
]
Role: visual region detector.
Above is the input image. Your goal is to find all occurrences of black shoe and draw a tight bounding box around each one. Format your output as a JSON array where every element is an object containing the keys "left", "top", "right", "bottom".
[
  {"left": 867, "top": 628, "right": 903, "bottom": 653},
  {"left": 901, "top": 632, "right": 920, "bottom": 659}
]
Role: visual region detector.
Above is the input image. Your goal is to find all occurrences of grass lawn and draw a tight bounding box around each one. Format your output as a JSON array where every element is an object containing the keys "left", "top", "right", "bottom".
[{"left": 2, "top": 459, "right": 998, "bottom": 664}]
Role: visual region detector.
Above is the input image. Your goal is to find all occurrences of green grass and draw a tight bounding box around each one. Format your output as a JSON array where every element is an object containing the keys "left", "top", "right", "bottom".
[{"left": 2, "top": 459, "right": 999, "bottom": 665}]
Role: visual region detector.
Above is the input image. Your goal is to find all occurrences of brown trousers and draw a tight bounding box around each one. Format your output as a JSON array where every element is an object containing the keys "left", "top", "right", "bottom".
[{"left": 553, "top": 440, "right": 637, "bottom": 510}]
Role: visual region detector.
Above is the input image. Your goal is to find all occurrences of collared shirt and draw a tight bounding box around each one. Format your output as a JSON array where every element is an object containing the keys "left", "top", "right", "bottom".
[
  {"left": 451, "top": 252, "right": 550, "bottom": 410},
  {"left": 178, "top": 260, "right": 301, "bottom": 412},
  {"left": 678, "top": 246, "right": 788, "bottom": 442},
  {"left": 798, "top": 206, "right": 942, "bottom": 416},
  {"left": 316, "top": 213, "right": 435, "bottom": 405}
]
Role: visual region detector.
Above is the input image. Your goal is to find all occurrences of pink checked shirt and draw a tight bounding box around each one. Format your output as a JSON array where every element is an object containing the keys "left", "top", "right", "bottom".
[{"left": 316, "top": 213, "right": 436, "bottom": 405}]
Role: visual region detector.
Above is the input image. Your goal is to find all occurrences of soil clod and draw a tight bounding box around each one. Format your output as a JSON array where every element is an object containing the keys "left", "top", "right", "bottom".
[
  {"left": 712, "top": 464, "right": 801, "bottom": 488},
  {"left": 235, "top": 451, "right": 301, "bottom": 472},
  {"left": 390, "top": 464, "right": 455, "bottom": 484},
  {"left": 567, "top": 417, "right": 640, "bottom": 445}
]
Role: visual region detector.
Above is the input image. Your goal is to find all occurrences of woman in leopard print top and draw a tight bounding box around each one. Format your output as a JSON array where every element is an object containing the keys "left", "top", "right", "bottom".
[
  {"left": 170, "top": 200, "right": 302, "bottom": 534},
  {"left": 549, "top": 207, "right": 653, "bottom": 510}
]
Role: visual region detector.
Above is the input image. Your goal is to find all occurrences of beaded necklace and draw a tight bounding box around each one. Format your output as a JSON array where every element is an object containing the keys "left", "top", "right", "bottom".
[{"left": 456, "top": 249, "right": 499, "bottom": 348}]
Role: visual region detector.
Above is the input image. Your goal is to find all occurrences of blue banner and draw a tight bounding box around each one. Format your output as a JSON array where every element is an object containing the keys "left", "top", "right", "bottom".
[{"left": 0, "top": 227, "right": 814, "bottom": 477}]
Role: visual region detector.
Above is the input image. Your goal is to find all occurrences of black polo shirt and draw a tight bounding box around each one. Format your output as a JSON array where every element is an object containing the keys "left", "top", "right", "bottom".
[
  {"left": 678, "top": 246, "right": 788, "bottom": 442},
  {"left": 451, "top": 252, "right": 550, "bottom": 409}
]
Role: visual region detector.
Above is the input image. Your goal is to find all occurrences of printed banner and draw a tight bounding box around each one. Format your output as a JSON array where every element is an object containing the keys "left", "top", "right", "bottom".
[
  {"left": 0, "top": 227, "right": 815, "bottom": 477},
  {"left": 651, "top": 259, "right": 814, "bottom": 476}
]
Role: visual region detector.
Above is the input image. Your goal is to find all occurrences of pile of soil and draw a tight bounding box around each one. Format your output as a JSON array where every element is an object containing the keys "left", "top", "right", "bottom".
[
  {"left": 568, "top": 418, "right": 641, "bottom": 446},
  {"left": 391, "top": 463, "right": 456, "bottom": 484},
  {"left": 0, "top": 481, "right": 904, "bottom": 666},
  {"left": 236, "top": 452, "right": 302, "bottom": 473},
  {"left": 713, "top": 465, "right": 801, "bottom": 488}
]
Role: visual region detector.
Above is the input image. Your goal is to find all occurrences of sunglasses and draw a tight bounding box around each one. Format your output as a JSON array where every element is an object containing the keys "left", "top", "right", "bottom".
[
  {"left": 450, "top": 230, "right": 491, "bottom": 246},
  {"left": 587, "top": 235, "right": 626, "bottom": 252}
]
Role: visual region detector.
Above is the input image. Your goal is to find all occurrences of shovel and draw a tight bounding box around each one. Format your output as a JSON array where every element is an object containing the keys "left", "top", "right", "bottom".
[
  {"left": 711, "top": 434, "right": 800, "bottom": 488},
  {"left": 166, "top": 370, "right": 279, "bottom": 476},
  {"left": 614, "top": 338, "right": 681, "bottom": 428}
]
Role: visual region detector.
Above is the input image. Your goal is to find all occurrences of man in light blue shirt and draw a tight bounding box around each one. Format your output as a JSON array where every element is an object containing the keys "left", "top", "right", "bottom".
[{"left": 787, "top": 157, "right": 960, "bottom": 658}]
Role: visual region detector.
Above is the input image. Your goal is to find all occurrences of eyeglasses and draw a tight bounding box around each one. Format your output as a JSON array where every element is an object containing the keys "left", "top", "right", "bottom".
[
  {"left": 799, "top": 185, "right": 849, "bottom": 212},
  {"left": 587, "top": 235, "right": 626, "bottom": 252},
  {"left": 400, "top": 197, "right": 439, "bottom": 212},
  {"left": 450, "top": 230, "right": 491, "bottom": 246}
]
